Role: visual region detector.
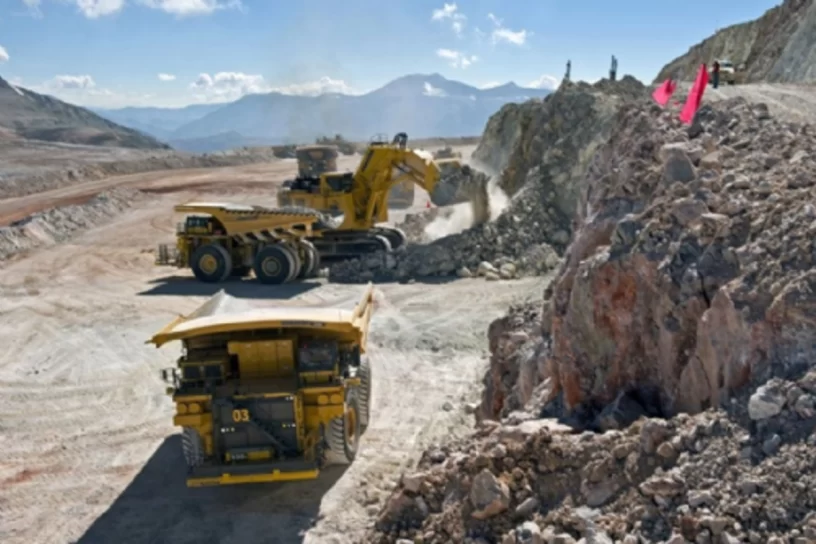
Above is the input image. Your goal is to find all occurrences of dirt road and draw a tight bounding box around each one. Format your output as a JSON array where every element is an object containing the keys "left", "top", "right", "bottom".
[
  {"left": 0, "top": 146, "right": 544, "bottom": 544},
  {"left": 0, "top": 155, "right": 365, "bottom": 226},
  {"left": 675, "top": 82, "right": 816, "bottom": 124}
]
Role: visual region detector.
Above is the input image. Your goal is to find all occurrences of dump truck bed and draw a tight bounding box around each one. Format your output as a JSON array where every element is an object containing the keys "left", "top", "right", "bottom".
[{"left": 149, "top": 283, "right": 375, "bottom": 349}]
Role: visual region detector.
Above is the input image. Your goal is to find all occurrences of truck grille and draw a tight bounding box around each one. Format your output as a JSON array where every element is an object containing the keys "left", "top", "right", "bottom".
[{"left": 213, "top": 396, "right": 300, "bottom": 462}]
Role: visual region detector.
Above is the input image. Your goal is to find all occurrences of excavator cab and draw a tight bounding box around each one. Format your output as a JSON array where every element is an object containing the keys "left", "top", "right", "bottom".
[{"left": 391, "top": 132, "right": 408, "bottom": 149}]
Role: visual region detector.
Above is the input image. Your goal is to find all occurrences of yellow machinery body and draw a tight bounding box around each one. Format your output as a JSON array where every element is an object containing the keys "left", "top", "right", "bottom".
[
  {"left": 154, "top": 202, "right": 327, "bottom": 284},
  {"left": 149, "top": 283, "right": 375, "bottom": 487},
  {"left": 274, "top": 132, "right": 465, "bottom": 260},
  {"left": 276, "top": 143, "right": 414, "bottom": 211}
]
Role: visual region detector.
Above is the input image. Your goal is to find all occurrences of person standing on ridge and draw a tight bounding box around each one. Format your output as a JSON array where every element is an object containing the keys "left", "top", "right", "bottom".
[
  {"left": 712, "top": 60, "right": 720, "bottom": 89},
  {"left": 565, "top": 60, "right": 571, "bottom": 82},
  {"left": 610, "top": 55, "right": 618, "bottom": 81}
]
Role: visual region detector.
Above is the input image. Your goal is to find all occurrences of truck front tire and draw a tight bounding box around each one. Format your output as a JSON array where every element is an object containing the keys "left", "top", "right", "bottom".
[{"left": 191, "top": 244, "right": 232, "bottom": 283}]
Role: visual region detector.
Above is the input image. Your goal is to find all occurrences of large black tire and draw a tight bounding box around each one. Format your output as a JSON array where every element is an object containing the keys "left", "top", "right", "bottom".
[
  {"left": 297, "top": 240, "right": 320, "bottom": 279},
  {"left": 253, "top": 244, "right": 293, "bottom": 284},
  {"left": 181, "top": 427, "right": 204, "bottom": 470},
  {"left": 191, "top": 244, "right": 232, "bottom": 283},
  {"left": 325, "top": 389, "right": 361, "bottom": 465},
  {"left": 278, "top": 244, "right": 302, "bottom": 283},
  {"left": 358, "top": 357, "right": 372, "bottom": 432}
]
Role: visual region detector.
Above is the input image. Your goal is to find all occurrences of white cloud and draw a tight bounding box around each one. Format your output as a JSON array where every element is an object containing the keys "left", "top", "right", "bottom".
[
  {"left": 191, "top": 71, "right": 267, "bottom": 101},
  {"left": 191, "top": 72, "right": 356, "bottom": 102},
  {"left": 0, "top": 46, "right": 9, "bottom": 63},
  {"left": 137, "top": 0, "right": 244, "bottom": 17},
  {"left": 487, "top": 12, "right": 529, "bottom": 46},
  {"left": 74, "top": 0, "right": 125, "bottom": 18},
  {"left": 157, "top": 73, "right": 176, "bottom": 81},
  {"left": 21, "top": 74, "right": 157, "bottom": 108},
  {"left": 431, "top": 3, "right": 466, "bottom": 36},
  {"left": 436, "top": 48, "right": 478, "bottom": 69},
  {"left": 270, "top": 76, "right": 356, "bottom": 96},
  {"left": 528, "top": 74, "right": 560, "bottom": 90},
  {"left": 479, "top": 81, "right": 502, "bottom": 89},
  {"left": 46, "top": 0, "right": 243, "bottom": 18},
  {"left": 21, "top": 0, "right": 43, "bottom": 14},
  {"left": 49, "top": 74, "right": 98, "bottom": 89},
  {"left": 423, "top": 82, "right": 446, "bottom": 97}
]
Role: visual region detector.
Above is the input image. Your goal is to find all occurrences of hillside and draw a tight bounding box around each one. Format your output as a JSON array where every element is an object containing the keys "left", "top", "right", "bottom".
[
  {"left": 0, "top": 76, "right": 168, "bottom": 150},
  {"left": 95, "top": 73, "right": 553, "bottom": 152},
  {"left": 655, "top": 0, "right": 816, "bottom": 83},
  {"left": 90, "top": 103, "right": 224, "bottom": 141}
]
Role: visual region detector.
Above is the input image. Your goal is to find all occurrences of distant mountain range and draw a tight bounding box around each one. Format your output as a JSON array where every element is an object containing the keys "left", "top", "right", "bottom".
[
  {"left": 0, "top": 75, "right": 167, "bottom": 150},
  {"left": 93, "top": 74, "right": 553, "bottom": 152}
]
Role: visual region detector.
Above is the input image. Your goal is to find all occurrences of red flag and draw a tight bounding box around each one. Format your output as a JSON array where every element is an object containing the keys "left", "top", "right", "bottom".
[
  {"left": 679, "top": 64, "right": 709, "bottom": 124},
  {"left": 651, "top": 78, "right": 676, "bottom": 107}
]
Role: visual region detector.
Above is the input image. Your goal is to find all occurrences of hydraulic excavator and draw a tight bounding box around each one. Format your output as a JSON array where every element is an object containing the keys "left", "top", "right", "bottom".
[
  {"left": 276, "top": 132, "right": 488, "bottom": 261},
  {"left": 278, "top": 142, "right": 415, "bottom": 211}
]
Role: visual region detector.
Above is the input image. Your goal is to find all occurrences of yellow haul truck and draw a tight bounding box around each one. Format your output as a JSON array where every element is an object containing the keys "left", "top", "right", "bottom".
[
  {"left": 155, "top": 202, "right": 328, "bottom": 284},
  {"left": 278, "top": 143, "right": 415, "bottom": 211},
  {"left": 148, "top": 283, "right": 375, "bottom": 487}
]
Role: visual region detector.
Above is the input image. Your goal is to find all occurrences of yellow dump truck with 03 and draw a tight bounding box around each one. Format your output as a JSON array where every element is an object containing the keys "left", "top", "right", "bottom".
[{"left": 148, "top": 282, "right": 375, "bottom": 487}]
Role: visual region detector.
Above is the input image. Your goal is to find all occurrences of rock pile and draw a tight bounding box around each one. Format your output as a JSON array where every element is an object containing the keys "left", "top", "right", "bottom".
[
  {"left": 368, "top": 93, "right": 816, "bottom": 543},
  {"left": 0, "top": 188, "right": 144, "bottom": 261},
  {"left": 329, "top": 78, "right": 650, "bottom": 284},
  {"left": 370, "top": 371, "right": 816, "bottom": 543}
]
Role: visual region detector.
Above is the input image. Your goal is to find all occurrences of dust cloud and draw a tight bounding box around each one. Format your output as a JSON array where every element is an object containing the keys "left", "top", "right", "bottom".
[{"left": 423, "top": 153, "right": 509, "bottom": 241}]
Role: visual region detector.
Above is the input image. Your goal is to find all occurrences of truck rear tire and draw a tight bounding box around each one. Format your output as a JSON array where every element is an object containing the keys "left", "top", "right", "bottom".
[
  {"left": 297, "top": 240, "right": 320, "bottom": 279},
  {"left": 181, "top": 427, "right": 204, "bottom": 470},
  {"left": 253, "top": 244, "right": 293, "bottom": 284},
  {"left": 191, "top": 244, "right": 232, "bottom": 283},
  {"left": 278, "top": 244, "right": 302, "bottom": 282},
  {"left": 358, "top": 357, "right": 372, "bottom": 432},
  {"left": 326, "top": 389, "right": 361, "bottom": 464}
]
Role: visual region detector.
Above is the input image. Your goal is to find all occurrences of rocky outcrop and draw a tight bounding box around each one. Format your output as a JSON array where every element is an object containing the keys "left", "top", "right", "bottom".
[
  {"left": 328, "top": 78, "right": 649, "bottom": 284},
  {"left": 477, "top": 95, "right": 816, "bottom": 427},
  {"left": 655, "top": 0, "right": 816, "bottom": 84},
  {"left": 546, "top": 97, "right": 816, "bottom": 420}
]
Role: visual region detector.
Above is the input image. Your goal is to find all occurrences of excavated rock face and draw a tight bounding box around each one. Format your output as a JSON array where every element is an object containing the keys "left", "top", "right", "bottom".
[
  {"left": 328, "top": 78, "right": 648, "bottom": 284},
  {"left": 478, "top": 96, "right": 816, "bottom": 428},
  {"left": 655, "top": 0, "right": 816, "bottom": 84},
  {"left": 369, "top": 371, "right": 816, "bottom": 543},
  {"left": 547, "top": 96, "right": 816, "bottom": 420}
]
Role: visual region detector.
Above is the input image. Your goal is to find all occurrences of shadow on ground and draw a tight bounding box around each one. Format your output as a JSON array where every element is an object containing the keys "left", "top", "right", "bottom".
[
  {"left": 331, "top": 274, "right": 459, "bottom": 286},
  {"left": 77, "top": 436, "right": 347, "bottom": 544},
  {"left": 138, "top": 276, "right": 321, "bottom": 298}
]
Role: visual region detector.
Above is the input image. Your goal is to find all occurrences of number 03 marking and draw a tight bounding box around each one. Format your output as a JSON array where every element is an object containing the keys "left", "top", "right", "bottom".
[{"left": 232, "top": 409, "right": 249, "bottom": 422}]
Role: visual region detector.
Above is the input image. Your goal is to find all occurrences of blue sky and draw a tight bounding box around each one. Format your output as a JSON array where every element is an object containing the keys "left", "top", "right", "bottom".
[{"left": 0, "top": 0, "right": 781, "bottom": 109}]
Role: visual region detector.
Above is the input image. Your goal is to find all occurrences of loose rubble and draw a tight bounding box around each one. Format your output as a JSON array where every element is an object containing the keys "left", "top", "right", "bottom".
[
  {"left": 370, "top": 371, "right": 816, "bottom": 544},
  {"left": 0, "top": 188, "right": 144, "bottom": 261},
  {"left": 330, "top": 78, "right": 649, "bottom": 284},
  {"left": 368, "top": 88, "right": 816, "bottom": 543}
]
